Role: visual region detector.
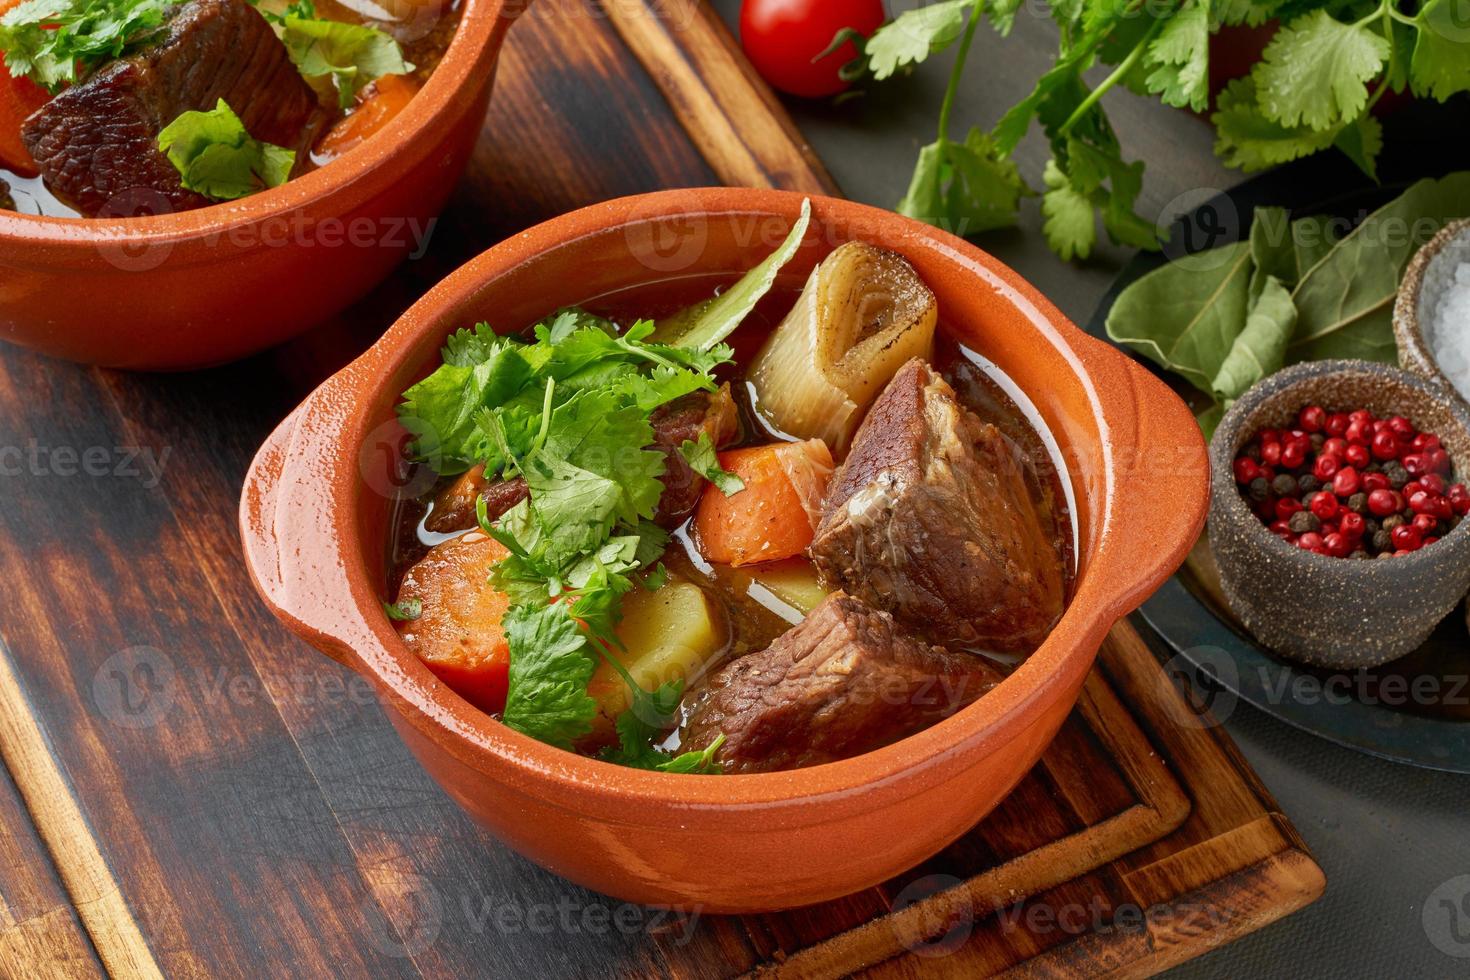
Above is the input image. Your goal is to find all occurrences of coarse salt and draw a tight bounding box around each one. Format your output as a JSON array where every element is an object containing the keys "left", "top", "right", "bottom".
[{"left": 1429, "top": 260, "right": 1470, "bottom": 404}]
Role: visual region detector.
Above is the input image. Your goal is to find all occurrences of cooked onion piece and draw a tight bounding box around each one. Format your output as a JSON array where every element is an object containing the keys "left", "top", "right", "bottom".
[{"left": 748, "top": 243, "right": 937, "bottom": 454}]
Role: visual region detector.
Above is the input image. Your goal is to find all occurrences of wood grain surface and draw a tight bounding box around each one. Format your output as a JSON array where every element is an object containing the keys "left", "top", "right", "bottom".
[{"left": 0, "top": 0, "right": 1321, "bottom": 977}]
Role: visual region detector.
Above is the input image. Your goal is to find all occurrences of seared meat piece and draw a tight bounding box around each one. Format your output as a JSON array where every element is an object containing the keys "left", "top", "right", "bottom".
[
  {"left": 810, "top": 359, "right": 1065, "bottom": 653},
  {"left": 0, "top": 179, "right": 12, "bottom": 212},
  {"left": 651, "top": 384, "right": 740, "bottom": 527},
  {"left": 21, "top": 0, "right": 322, "bottom": 217},
  {"left": 425, "top": 469, "right": 528, "bottom": 535},
  {"left": 681, "top": 592, "right": 1002, "bottom": 773}
]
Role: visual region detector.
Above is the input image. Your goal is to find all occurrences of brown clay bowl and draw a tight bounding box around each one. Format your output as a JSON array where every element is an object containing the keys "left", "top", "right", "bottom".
[
  {"left": 1394, "top": 218, "right": 1470, "bottom": 413},
  {"left": 1209, "top": 359, "right": 1470, "bottom": 669},
  {"left": 239, "top": 189, "right": 1208, "bottom": 912},
  {"left": 0, "top": 0, "right": 522, "bottom": 371}
]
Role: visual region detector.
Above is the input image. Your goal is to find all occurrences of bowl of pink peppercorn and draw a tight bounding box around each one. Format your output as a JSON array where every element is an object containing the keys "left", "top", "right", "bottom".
[{"left": 1209, "top": 359, "right": 1470, "bottom": 668}]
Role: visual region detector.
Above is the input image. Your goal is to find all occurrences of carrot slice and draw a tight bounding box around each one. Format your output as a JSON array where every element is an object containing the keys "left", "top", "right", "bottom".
[
  {"left": 0, "top": 63, "right": 49, "bottom": 178},
  {"left": 394, "top": 532, "right": 513, "bottom": 715},
  {"left": 314, "top": 74, "right": 420, "bottom": 161},
  {"left": 693, "top": 439, "right": 834, "bottom": 567}
]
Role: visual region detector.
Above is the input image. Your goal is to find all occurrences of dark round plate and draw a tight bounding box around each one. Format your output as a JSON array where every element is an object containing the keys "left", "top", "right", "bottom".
[{"left": 1084, "top": 99, "right": 1470, "bottom": 773}]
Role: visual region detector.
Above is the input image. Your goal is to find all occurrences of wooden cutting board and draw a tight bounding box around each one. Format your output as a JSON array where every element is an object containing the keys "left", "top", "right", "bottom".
[{"left": 0, "top": 0, "right": 1322, "bottom": 977}]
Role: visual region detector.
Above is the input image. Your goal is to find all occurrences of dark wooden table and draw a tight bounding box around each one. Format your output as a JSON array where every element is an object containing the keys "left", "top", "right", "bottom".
[{"left": 0, "top": 0, "right": 1452, "bottom": 977}]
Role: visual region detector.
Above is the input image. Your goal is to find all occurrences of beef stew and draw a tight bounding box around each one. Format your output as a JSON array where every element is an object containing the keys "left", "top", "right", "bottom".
[
  {"left": 0, "top": 0, "right": 462, "bottom": 217},
  {"left": 385, "top": 209, "right": 1075, "bottom": 774}
]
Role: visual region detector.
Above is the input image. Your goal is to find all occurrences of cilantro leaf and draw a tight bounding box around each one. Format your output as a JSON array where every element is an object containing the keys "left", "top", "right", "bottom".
[
  {"left": 1410, "top": 0, "right": 1470, "bottom": 101},
  {"left": 279, "top": 15, "right": 413, "bottom": 108},
  {"left": 896, "top": 128, "right": 1029, "bottom": 235},
  {"left": 533, "top": 390, "right": 666, "bottom": 526},
  {"left": 678, "top": 432, "right": 743, "bottom": 497},
  {"left": 501, "top": 603, "right": 598, "bottom": 749},
  {"left": 1254, "top": 11, "right": 1388, "bottom": 130},
  {"left": 599, "top": 676, "right": 724, "bottom": 774},
  {"left": 156, "top": 99, "right": 295, "bottom": 201},
  {"left": 0, "top": 0, "right": 170, "bottom": 91},
  {"left": 862, "top": 0, "right": 975, "bottom": 80},
  {"left": 1332, "top": 112, "right": 1383, "bottom": 180},
  {"left": 1211, "top": 76, "right": 1338, "bottom": 172},
  {"left": 1041, "top": 160, "right": 1097, "bottom": 261},
  {"left": 399, "top": 338, "right": 534, "bottom": 472},
  {"left": 1144, "top": 2, "right": 1210, "bottom": 113}
]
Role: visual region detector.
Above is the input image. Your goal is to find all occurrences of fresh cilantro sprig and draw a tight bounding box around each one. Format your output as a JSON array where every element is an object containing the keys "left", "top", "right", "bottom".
[
  {"left": 400, "top": 309, "right": 735, "bottom": 760},
  {"left": 678, "top": 431, "right": 744, "bottom": 497},
  {"left": 0, "top": 0, "right": 171, "bottom": 91},
  {"left": 278, "top": 14, "right": 414, "bottom": 108},
  {"left": 156, "top": 99, "right": 296, "bottom": 200},
  {"left": 840, "top": 0, "right": 1470, "bottom": 262},
  {"left": 253, "top": 0, "right": 413, "bottom": 108}
]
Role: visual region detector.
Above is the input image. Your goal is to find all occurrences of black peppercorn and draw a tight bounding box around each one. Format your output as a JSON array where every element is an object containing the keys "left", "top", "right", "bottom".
[
  {"left": 1387, "top": 464, "right": 1409, "bottom": 489},
  {"left": 1350, "top": 550, "right": 1370, "bottom": 560},
  {"left": 1289, "top": 511, "right": 1321, "bottom": 534},
  {"left": 1310, "top": 433, "right": 1326, "bottom": 451},
  {"left": 1383, "top": 514, "right": 1406, "bottom": 532},
  {"left": 1273, "top": 474, "right": 1299, "bottom": 497},
  {"left": 1298, "top": 475, "right": 1320, "bottom": 495},
  {"left": 1348, "top": 492, "right": 1368, "bottom": 514},
  {"left": 1249, "top": 477, "right": 1270, "bottom": 502},
  {"left": 1373, "top": 530, "right": 1393, "bottom": 552}
]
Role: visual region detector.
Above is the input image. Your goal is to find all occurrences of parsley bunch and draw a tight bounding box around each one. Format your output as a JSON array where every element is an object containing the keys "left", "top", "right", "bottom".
[{"left": 844, "top": 0, "right": 1470, "bottom": 262}]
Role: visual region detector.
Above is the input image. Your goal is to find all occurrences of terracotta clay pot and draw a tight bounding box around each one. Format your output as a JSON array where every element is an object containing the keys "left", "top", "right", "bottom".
[
  {"left": 0, "top": 0, "right": 523, "bottom": 371},
  {"left": 239, "top": 189, "right": 1208, "bottom": 912}
]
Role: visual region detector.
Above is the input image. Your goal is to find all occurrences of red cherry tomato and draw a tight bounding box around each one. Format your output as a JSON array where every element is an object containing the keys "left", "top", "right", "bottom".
[{"left": 740, "top": 0, "right": 886, "bottom": 99}]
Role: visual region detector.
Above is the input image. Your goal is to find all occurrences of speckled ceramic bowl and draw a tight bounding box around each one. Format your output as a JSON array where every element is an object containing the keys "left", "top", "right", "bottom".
[
  {"left": 1210, "top": 360, "right": 1470, "bottom": 668},
  {"left": 1394, "top": 218, "right": 1470, "bottom": 413}
]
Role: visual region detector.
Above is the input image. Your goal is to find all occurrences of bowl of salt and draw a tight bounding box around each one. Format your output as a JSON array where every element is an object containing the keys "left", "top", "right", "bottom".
[
  {"left": 1396, "top": 218, "right": 1470, "bottom": 412},
  {"left": 1395, "top": 217, "right": 1470, "bottom": 630}
]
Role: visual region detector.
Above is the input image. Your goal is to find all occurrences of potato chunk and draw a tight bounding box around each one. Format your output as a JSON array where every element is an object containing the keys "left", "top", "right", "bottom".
[{"left": 584, "top": 580, "right": 728, "bottom": 746}]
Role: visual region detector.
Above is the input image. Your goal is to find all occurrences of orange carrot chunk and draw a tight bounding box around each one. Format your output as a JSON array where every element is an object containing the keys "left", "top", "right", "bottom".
[
  {"left": 0, "top": 64, "right": 50, "bottom": 178},
  {"left": 693, "top": 439, "right": 834, "bottom": 567},
  {"left": 314, "top": 74, "right": 420, "bottom": 161},
  {"left": 394, "top": 532, "right": 513, "bottom": 715}
]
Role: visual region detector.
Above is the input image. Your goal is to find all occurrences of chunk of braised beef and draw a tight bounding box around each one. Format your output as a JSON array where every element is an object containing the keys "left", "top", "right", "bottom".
[
  {"left": 809, "top": 358, "right": 1065, "bottom": 654},
  {"left": 679, "top": 592, "right": 1002, "bottom": 773},
  {"left": 651, "top": 383, "right": 740, "bottom": 527},
  {"left": 20, "top": 0, "right": 323, "bottom": 217},
  {"left": 425, "top": 469, "right": 529, "bottom": 535}
]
